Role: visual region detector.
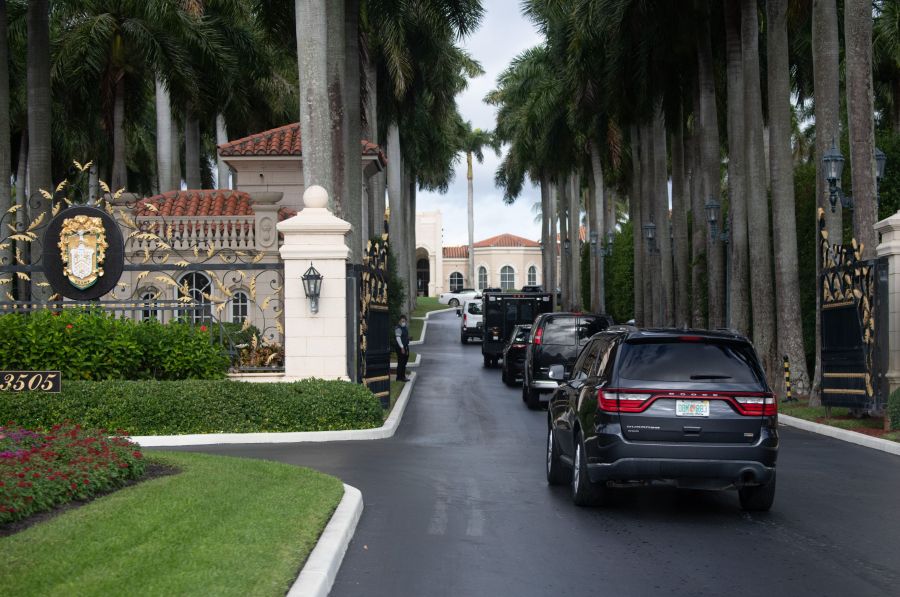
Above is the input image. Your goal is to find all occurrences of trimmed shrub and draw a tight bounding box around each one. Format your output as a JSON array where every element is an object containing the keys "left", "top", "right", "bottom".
[
  {"left": 0, "top": 379, "right": 384, "bottom": 435},
  {"left": 0, "top": 310, "right": 228, "bottom": 380},
  {"left": 889, "top": 388, "right": 900, "bottom": 430},
  {"left": 0, "top": 423, "right": 145, "bottom": 524}
]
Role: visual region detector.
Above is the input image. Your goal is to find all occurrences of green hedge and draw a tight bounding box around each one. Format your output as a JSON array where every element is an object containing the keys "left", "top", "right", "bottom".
[
  {"left": 0, "top": 310, "right": 228, "bottom": 380},
  {"left": 889, "top": 388, "right": 900, "bottom": 430},
  {"left": 0, "top": 379, "right": 384, "bottom": 435}
]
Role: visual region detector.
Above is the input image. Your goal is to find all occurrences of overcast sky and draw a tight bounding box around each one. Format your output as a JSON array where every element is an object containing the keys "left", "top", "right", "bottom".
[{"left": 416, "top": 1, "right": 544, "bottom": 247}]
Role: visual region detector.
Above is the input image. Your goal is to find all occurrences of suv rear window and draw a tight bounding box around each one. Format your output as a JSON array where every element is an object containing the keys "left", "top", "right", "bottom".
[
  {"left": 513, "top": 326, "right": 531, "bottom": 342},
  {"left": 467, "top": 302, "right": 482, "bottom": 315},
  {"left": 541, "top": 316, "right": 577, "bottom": 345},
  {"left": 615, "top": 340, "right": 766, "bottom": 386},
  {"left": 577, "top": 316, "right": 610, "bottom": 344}
]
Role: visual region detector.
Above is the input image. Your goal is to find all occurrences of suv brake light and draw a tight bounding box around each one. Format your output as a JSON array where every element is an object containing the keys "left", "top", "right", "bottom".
[
  {"left": 534, "top": 327, "right": 543, "bottom": 345},
  {"left": 597, "top": 390, "right": 652, "bottom": 412},
  {"left": 732, "top": 393, "right": 777, "bottom": 416},
  {"left": 463, "top": 314, "right": 468, "bottom": 326},
  {"left": 597, "top": 389, "right": 777, "bottom": 416}
]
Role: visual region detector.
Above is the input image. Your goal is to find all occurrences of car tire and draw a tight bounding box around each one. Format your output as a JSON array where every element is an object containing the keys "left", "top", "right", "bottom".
[
  {"left": 483, "top": 354, "right": 490, "bottom": 368},
  {"left": 502, "top": 366, "right": 514, "bottom": 386},
  {"left": 738, "top": 471, "right": 776, "bottom": 512},
  {"left": 571, "top": 432, "right": 605, "bottom": 507},
  {"left": 460, "top": 332, "right": 467, "bottom": 344},
  {"left": 449, "top": 298, "right": 460, "bottom": 307},
  {"left": 546, "top": 426, "right": 570, "bottom": 486},
  {"left": 524, "top": 385, "right": 540, "bottom": 410}
]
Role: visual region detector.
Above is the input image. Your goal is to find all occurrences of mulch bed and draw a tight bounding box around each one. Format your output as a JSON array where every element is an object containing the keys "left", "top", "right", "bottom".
[{"left": 0, "top": 462, "right": 180, "bottom": 538}]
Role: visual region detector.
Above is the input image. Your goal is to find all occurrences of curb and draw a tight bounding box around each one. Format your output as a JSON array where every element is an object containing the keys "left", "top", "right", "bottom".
[
  {"left": 779, "top": 414, "right": 900, "bottom": 457},
  {"left": 287, "top": 483, "right": 363, "bottom": 597},
  {"left": 130, "top": 372, "right": 418, "bottom": 447},
  {"left": 390, "top": 353, "right": 422, "bottom": 369},
  {"left": 409, "top": 307, "right": 456, "bottom": 346}
]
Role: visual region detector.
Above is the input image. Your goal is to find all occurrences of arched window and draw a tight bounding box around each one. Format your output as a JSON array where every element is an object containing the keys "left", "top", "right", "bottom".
[
  {"left": 230, "top": 291, "right": 249, "bottom": 324},
  {"left": 449, "top": 272, "right": 464, "bottom": 292},
  {"left": 477, "top": 266, "right": 488, "bottom": 290},
  {"left": 139, "top": 288, "right": 159, "bottom": 321},
  {"left": 500, "top": 266, "right": 515, "bottom": 290},
  {"left": 178, "top": 272, "right": 212, "bottom": 324},
  {"left": 527, "top": 265, "right": 537, "bottom": 286}
]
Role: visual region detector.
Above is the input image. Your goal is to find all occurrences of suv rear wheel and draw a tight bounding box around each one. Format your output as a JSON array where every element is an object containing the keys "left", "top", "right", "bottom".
[
  {"left": 523, "top": 385, "right": 540, "bottom": 410},
  {"left": 738, "top": 471, "right": 776, "bottom": 512},
  {"left": 572, "top": 432, "right": 606, "bottom": 507}
]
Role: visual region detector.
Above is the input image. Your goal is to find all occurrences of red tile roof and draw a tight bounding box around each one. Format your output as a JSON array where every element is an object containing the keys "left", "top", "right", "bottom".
[
  {"left": 443, "top": 246, "right": 468, "bottom": 259},
  {"left": 473, "top": 233, "right": 541, "bottom": 249},
  {"left": 218, "top": 122, "right": 386, "bottom": 164},
  {"left": 136, "top": 189, "right": 295, "bottom": 221}
]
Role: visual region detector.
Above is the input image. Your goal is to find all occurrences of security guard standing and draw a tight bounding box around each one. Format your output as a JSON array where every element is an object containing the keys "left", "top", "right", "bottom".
[{"left": 395, "top": 315, "right": 410, "bottom": 382}]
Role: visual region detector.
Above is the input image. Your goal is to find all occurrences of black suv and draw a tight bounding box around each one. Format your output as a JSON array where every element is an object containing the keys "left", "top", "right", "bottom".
[
  {"left": 501, "top": 324, "right": 531, "bottom": 386},
  {"left": 521, "top": 312, "right": 614, "bottom": 409},
  {"left": 546, "top": 328, "right": 778, "bottom": 511}
]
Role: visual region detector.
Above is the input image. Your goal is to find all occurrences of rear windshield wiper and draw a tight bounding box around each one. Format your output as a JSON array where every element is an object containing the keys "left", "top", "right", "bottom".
[{"left": 689, "top": 374, "right": 733, "bottom": 380}]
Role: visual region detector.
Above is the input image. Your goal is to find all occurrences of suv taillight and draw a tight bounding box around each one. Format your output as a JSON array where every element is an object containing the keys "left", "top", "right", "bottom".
[
  {"left": 732, "top": 393, "right": 777, "bottom": 416},
  {"left": 534, "top": 327, "right": 543, "bottom": 345},
  {"left": 597, "top": 390, "right": 652, "bottom": 412},
  {"left": 598, "top": 390, "right": 777, "bottom": 416},
  {"left": 463, "top": 314, "right": 468, "bottom": 326}
]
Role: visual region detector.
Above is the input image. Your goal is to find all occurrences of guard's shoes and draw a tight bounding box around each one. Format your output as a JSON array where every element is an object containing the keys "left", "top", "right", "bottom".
[{"left": 397, "top": 377, "right": 409, "bottom": 382}]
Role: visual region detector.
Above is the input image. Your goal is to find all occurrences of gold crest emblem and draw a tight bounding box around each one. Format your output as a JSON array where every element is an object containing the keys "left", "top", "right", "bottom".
[{"left": 58, "top": 215, "right": 108, "bottom": 290}]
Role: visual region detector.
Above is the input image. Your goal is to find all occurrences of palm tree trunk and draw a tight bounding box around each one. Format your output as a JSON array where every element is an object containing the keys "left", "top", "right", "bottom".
[
  {"left": 558, "top": 180, "right": 569, "bottom": 308},
  {"left": 548, "top": 181, "right": 558, "bottom": 301},
  {"left": 386, "top": 123, "right": 408, "bottom": 307},
  {"left": 540, "top": 175, "right": 551, "bottom": 293},
  {"left": 406, "top": 174, "right": 417, "bottom": 312},
  {"left": 671, "top": 113, "right": 690, "bottom": 328},
  {"left": 26, "top": 0, "right": 51, "bottom": 300},
  {"left": 698, "top": 7, "right": 723, "bottom": 329},
  {"left": 630, "top": 125, "right": 645, "bottom": 326},
  {"left": 467, "top": 151, "right": 475, "bottom": 289},
  {"left": 639, "top": 124, "right": 656, "bottom": 325},
  {"left": 589, "top": 142, "right": 605, "bottom": 313},
  {"left": 111, "top": 76, "right": 127, "bottom": 191},
  {"left": 155, "top": 77, "right": 173, "bottom": 193},
  {"left": 363, "top": 56, "right": 384, "bottom": 235},
  {"left": 327, "top": 0, "right": 347, "bottom": 220},
  {"left": 171, "top": 118, "right": 182, "bottom": 190},
  {"left": 742, "top": 0, "right": 777, "bottom": 383},
  {"left": 725, "top": 1, "right": 750, "bottom": 336},
  {"left": 89, "top": 163, "right": 99, "bottom": 204},
  {"left": 344, "top": 0, "right": 363, "bottom": 262},
  {"left": 0, "top": 0, "right": 11, "bottom": 299},
  {"left": 295, "top": 0, "right": 332, "bottom": 195},
  {"left": 215, "top": 114, "right": 230, "bottom": 189},
  {"left": 568, "top": 172, "right": 581, "bottom": 309},
  {"left": 184, "top": 111, "right": 201, "bottom": 189},
  {"left": 653, "top": 107, "right": 673, "bottom": 325},
  {"left": 844, "top": 0, "right": 878, "bottom": 259},
  {"left": 14, "top": 130, "right": 26, "bottom": 300},
  {"left": 768, "top": 0, "right": 811, "bottom": 398}
]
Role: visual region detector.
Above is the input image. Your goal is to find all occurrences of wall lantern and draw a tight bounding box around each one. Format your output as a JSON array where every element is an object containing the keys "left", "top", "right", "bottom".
[
  {"left": 302, "top": 262, "right": 323, "bottom": 313},
  {"left": 563, "top": 238, "right": 571, "bottom": 255},
  {"left": 705, "top": 196, "right": 721, "bottom": 242},
  {"left": 642, "top": 221, "right": 657, "bottom": 254}
]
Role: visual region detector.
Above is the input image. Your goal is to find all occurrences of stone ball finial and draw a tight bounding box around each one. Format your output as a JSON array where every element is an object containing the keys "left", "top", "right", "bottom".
[{"left": 303, "top": 185, "right": 329, "bottom": 209}]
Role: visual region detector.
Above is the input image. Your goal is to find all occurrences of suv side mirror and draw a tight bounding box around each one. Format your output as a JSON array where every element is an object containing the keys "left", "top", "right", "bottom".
[{"left": 548, "top": 364, "right": 565, "bottom": 381}]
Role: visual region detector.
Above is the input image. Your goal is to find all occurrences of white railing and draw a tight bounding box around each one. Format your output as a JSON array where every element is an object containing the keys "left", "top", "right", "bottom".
[{"left": 128, "top": 216, "right": 257, "bottom": 252}]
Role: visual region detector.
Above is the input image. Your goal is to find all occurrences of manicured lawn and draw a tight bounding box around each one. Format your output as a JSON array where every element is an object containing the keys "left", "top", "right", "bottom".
[
  {"left": 0, "top": 451, "right": 343, "bottom": 597},
  {"left": 780, "top": 401, "right": 898, "bottom": 442},
  {"left": 412, "top": 297, "right": 448, "bottom": 317},
  {"left": 409, "top": 318, "right": 424, "bottom": 341},
  {"left": 387, "top": 380, "right": 405, "bottom": 414}
]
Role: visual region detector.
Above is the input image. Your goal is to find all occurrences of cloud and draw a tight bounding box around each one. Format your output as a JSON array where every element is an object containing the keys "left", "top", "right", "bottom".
[{"left": 417, "top": 1, "right": 544, "bottom": 247}]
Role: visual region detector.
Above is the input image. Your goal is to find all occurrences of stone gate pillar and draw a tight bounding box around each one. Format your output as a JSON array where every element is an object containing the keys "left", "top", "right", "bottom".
[
  {"left": 876, "top": 212, "right": 900, "bottom": 393},
  {"left": 278, "top": 186, "right": 351, "bottom": 380}
]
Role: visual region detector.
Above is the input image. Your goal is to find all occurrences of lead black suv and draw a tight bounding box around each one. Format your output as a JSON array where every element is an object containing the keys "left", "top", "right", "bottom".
[
  {"left": 521, "top": 312, "right": 614, "bottom": 409},
  {"left": 546, "top": 327, "right": 778, "bottom": 511}
]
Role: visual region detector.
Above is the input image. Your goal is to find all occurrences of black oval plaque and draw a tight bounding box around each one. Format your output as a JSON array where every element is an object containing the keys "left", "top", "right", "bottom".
[{"left": 43, "top": 205, "right": 125, "bottom": 300}]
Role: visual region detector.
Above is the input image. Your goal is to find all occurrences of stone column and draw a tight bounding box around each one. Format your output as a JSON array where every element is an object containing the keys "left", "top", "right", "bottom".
[
  {"left": 278, "top": 186, "right": 351, "bottom": 380},
  {"left": 250, "top": 191, "right": 283, "bottom": 253},
  {"left": 876, "top": 212, "right": 900, "bottom": 393}
]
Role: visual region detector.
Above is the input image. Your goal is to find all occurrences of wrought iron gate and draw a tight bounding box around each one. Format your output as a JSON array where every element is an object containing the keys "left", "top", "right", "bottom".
[
  {"left": 818, "top": 209, "right": 888, "bottom": 412},
  {"left": 353, "top": 233, "right": 391, "bottom": 407}
]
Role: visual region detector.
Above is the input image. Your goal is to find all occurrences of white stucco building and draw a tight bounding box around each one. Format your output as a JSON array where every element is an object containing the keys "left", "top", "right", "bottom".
[{"left": 414, "top": 210, "right": 543, "bottom": 296}]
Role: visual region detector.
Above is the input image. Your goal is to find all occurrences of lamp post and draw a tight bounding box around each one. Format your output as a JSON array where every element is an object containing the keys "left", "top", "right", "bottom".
[
  {"left": 301, "top": 262, "right": 323, "bottom": 314},
  {"left": 600, "top": 231, "right": 614, "bottom": 258},
  {"left": 705, "top": 196, "right": 721, "bottom": 242},
  {"left": 823, "top": 138, "right": 887, "bottom": 212},
  {"left": 563, "top": 238, "right": 571, "bottom": 256},
  {"left": 643, "top": 221, "right": 658, "bottom": 254},
  {"left": 589, "top": 230, "right": 598, "bottom": 256}
]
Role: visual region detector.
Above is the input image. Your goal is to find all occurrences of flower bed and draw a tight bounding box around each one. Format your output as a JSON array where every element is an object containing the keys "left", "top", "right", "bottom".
[{"left": 0, "top": 423, "right": 146, "bottom": 525}]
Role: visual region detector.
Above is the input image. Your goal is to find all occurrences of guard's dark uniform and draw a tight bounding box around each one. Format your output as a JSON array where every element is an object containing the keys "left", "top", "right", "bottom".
[{"left": 395, "top": 324, "right": 410, "bottom": 381}]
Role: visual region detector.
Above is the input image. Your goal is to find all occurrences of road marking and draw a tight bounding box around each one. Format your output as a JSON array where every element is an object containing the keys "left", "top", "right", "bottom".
[
  {"left": 466, "top": 477, "right": 484, "bottom": 537},
  {"left": 427, "top": 478, "right": 449, "bottom": 535}
]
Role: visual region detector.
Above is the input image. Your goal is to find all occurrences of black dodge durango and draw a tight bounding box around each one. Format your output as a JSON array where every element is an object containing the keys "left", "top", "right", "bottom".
[{"left": 546, "top": 327, "right": 778, "bottom": 511}]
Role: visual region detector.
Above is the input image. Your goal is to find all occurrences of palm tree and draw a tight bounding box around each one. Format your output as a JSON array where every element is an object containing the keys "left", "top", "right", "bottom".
[
  {"left": 845, "top": 0, "right": 878, "bottom": 259},
  {"left": 459, "top": 122, "right": 498, "bottom": 288},
  {"left": 768, "top": 0, "right": 810, "bottom": 398},
  {"left": 26, "top": 0, "right": 51, "bottom": 299},
  {"left": 295, "top": 0, "right": 331, "bottom": 197},
  {"left": 0, "top": 0, "right": 11, "bottom": 298},
  {"left": 741, "top": 0, "right": 776, "bottom": 383}
]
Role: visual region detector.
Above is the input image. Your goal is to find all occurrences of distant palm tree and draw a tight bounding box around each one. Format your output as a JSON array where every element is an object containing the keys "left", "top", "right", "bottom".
[{"left": 459, "top": 122, "right": 499, "bottom": 288}]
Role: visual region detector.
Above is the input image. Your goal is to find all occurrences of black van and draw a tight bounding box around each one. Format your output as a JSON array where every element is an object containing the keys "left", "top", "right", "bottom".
[
  {"left": 521, "top": 312, "right": 613, "bottom": 409},
  {"left": 481, "top": 290, "right": 554, "bottom": 367}
]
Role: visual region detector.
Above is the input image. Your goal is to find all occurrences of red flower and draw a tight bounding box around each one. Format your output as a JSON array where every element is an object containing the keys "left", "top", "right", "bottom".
[
  {"left": 132, "top": 451, "right": 142, "bottom": 459},
  {"left": 199, "top": 325, "right": 208, "bottom": 332},
  {"left": 66, "top": 324, "right": 73, "bottom": 330}
]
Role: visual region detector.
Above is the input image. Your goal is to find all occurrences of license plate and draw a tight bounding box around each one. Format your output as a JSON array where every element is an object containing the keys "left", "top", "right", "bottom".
[
  {"left": 493, "top": 336, "right": 499, "bottom": 341},
  {"left": 676, "top": 399, "right": 709, "bottom": 417}
]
